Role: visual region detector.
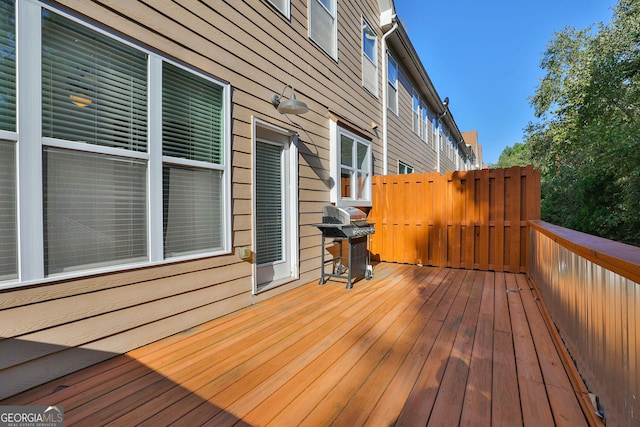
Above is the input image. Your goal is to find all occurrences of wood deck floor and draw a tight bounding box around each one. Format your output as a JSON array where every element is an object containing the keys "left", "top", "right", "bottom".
[{"left": 2, "top": 263, "right": 600, "bottom": 426}]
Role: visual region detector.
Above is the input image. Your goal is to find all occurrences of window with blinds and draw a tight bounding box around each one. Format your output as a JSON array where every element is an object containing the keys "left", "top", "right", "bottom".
[
  {"left": 0, "top": 0, "right": 16, "bottom": 283},
  {"left": 309, "top": 0, "right": 337, "bottom": 58},
  {"left": 43, "top": 148, "right": 147, "bottom": 274},
  {"left": 162, "top": 62, "right": 225, "bottom": 257},
  {"left": 41, "top": 11, "right": 149, "bottom": 275},
  {"left": 255, "top": 141, "right": 283, "bottom": 265},
  {"left": 42, "top": 11, "right": 147, "bottom": 151},
  {"left": 2, "top": 3, "right": 230, "bottom": 285},
  {"left": 0, "top": 142, "right": 16, "bottom": 281},
  {"left": 0, "top": 0, "right": 15, "bottom": 132}
]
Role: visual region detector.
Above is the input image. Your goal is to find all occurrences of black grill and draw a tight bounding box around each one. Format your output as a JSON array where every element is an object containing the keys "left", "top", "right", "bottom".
[{"left": 314, "top": 206, "right": 375, "bottom": 289}]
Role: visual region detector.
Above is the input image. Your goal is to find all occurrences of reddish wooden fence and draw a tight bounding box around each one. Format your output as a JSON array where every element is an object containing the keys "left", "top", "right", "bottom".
[{"left": 369, "top": 166, "right": 541, "bottom": 272}]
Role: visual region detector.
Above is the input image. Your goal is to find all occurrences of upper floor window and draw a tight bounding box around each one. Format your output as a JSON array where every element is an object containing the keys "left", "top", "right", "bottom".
[
  {"left": 362, "top": 18, "right": 378, "bottom": 96},
  {"left": 267, "top": 0, "right": 290, "bottom": 18},
  {"left": 421, "top": 103, "right": 429, "bottom": 143},
  {"left": 398, "top": 161, "right": 414, "bottom": 174},
  {"left": 387, "top": 53, "right": 398, "bottom": 114},
  {"left": 331, "top": 123, "right": 372, "bottom": 207},
  {"left": 412, "top": 90, "right": 421, "bottom": 136},
  {"left": 309, "top": 0, "right": 337, "bottom": 59}
]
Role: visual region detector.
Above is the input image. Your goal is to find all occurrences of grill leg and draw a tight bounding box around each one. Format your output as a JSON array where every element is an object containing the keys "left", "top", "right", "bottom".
[{"left": 319, "top": 234, "right": 326, "bottom": 285}]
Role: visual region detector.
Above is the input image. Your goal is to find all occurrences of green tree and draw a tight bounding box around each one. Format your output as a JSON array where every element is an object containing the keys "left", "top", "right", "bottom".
[
  {"left": 493, "top": 143, "right": 532, "bottom": 168},
  {"left": 525, "top": 0, "right": 640, "bottom": 247}
]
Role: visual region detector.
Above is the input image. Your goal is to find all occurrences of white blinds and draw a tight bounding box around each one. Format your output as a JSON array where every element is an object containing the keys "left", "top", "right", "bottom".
[
  {"left": 163, "top": 63, "right": 223, "bottom": 163},
  {"left": 163, "top": 166, "right": 223, "bottom": 257},
  {"left": 0, "top": 142, "right": 16, "bottom": 280},
  {"left": 0, "top": 0, "right": 15, "bottom": 132},
  {"left": 44, "top": 148, "right": 148, "bottom": 274},
  {"left": 162, "top": 62, "right": 225, "bottom": 257},
  {"left": 309, "top": 0, "right": 336, "bottom": 57},
  {"left": 255, "top": 142, "right": 283, "bottom": 265},
  {"left": 42, "top": 12, "right": 148, "bottom": 151}
]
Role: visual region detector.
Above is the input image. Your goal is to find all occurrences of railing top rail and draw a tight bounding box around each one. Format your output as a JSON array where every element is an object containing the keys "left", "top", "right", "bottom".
[{"left": 529, "top": 220, "right": 640, "bottom": 284}]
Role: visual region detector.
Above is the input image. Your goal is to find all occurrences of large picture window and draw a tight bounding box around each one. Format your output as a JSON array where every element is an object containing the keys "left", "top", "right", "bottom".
[
  {"left": 1, "top": 3, "right": 230, "bottom": 286},
  {"left": 309, "top": 0, "right": 337, "bottom": 59}
]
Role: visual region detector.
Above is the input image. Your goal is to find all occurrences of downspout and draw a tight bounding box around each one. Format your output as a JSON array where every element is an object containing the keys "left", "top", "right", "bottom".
[{"left": 381, "top": 18, "right": 398, "bottom": 175}]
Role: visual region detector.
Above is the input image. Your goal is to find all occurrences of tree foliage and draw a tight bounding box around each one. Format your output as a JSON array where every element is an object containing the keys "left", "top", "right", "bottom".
[
  {"left": 524, "top": 0, "right": 640, "bottom": 246},
  {"left": 493, "top": 142, "right": 532, "bottom": 168}
]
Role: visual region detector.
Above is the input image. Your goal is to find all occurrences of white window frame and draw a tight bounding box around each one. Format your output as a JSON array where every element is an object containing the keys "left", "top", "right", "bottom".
[
  {"left": 267, "top": 0, "right": 290, "bottom": 19},
  {"left": 4, "top": 3, "right": 231, "bottom": 289},
  {"left": 421, "top": 102, "right": 430, "bottom": 143},
  {"left": 362, "top": 18, "right": 378, "bottom": 96},
  {"left": 330, "top": 121, "right": 372, "bottom": 207},
  {"left": 387, "top": 53, "right": 398, "bottom": 114},
  {"left": 398, "top": 161, "right": 414, "bottom": 174},
  {"left": 309, "top": 0, "right": 338, "bottom": 60},
  {"left": 412, "top": 89, "right": 421, "bottom": 136}
]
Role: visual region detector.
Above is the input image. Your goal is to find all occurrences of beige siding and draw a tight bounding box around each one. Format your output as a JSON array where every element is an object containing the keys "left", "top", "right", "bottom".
[
  {"left": 387, "top": 66, "right": 439, "bottom": 174},
  {"left": 0, "top": 0, "right": 388, "bottom": 399}
]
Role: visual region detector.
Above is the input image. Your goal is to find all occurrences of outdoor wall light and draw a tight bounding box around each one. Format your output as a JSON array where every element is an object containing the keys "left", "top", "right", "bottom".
[
  {"left": 438, "top": 96, "right": 449, "bottom": 119},
  {"left": 271, "top": 84, "right": 309, "bottom": 115}
]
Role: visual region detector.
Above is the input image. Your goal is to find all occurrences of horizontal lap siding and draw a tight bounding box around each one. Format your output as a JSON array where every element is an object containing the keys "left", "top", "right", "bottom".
[
  {"left": 0, "top": 0, "right": 386, "bottom": 399},
  {"left": 370, "top": 166, "right": 541, "bottom": 272}
]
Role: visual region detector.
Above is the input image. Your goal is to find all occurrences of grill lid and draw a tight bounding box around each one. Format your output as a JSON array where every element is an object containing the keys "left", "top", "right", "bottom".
[{"left": 322, "top": 206, "right": 367, "bottom": 225}]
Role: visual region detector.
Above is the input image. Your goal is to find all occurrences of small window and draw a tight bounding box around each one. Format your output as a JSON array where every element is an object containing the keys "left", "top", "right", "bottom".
[
  {"left": 331, "top": 125, "right": 372, "bottom": 206},
  {"left": 398, "top": 161, "right": 414, "bottom": 174},
  {"left": 387, "top": 53, "right": 398, "bottom": 114},
  {"left": 309, "top": 0, "right": 337, "bottom": 59},
  {"left": 362, "top": 19, "right": 378, "bottom": 95},
  {"left": 267, "top": 0, "right": 290, "bottom": 18}
]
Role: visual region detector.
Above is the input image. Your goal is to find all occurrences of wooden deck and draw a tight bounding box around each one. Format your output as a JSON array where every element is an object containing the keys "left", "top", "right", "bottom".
[{"left": 2, "top": 263, "right": 600, "bottom": 426}]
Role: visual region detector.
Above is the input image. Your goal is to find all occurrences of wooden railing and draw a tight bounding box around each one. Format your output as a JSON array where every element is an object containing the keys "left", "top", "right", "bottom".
[
  {"left": 528, "top": 221, "right": 640, "bottom": 427},
  {"left": 369, "top": 166, "right": 540, "bottom": 272}
]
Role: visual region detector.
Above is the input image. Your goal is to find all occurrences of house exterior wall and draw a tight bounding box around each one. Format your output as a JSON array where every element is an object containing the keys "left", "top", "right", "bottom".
[
  {"left": 0, "top": 0, "right": 386, "bottom": 399},
  {"left": 386, "top": 66, "right": 439, "bottom": 174},
  {"left": 0, "top": 0, "right": 476, "bottom": 399}
]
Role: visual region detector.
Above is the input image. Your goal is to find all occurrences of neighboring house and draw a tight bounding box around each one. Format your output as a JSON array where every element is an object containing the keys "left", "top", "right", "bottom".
[{"left": 0, "top": 0, "right": 478, "bottom": 398}]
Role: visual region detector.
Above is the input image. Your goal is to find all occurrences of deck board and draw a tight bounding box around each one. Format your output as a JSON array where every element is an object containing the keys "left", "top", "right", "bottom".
[{"left": 1, "top": 263, "right": 600, "bottom": 426}]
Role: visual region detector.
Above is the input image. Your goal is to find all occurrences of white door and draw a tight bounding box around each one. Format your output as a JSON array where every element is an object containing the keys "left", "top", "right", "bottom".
[{"left": 254, "top": 124, "right": 298, "bottom": 291}]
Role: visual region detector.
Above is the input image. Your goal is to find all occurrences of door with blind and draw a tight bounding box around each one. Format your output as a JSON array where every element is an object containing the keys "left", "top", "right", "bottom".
[{"left": 254, "top": 124, "right": 298, "bottom": 291}]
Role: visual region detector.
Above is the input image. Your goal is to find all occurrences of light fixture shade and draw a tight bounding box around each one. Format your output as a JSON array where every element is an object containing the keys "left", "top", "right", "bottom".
[
  {"left": 278, "top": 94, "right": 309, "bottom": 115},
  {"left": 271, "top": 85, "right": 309, "bottom": 115}
]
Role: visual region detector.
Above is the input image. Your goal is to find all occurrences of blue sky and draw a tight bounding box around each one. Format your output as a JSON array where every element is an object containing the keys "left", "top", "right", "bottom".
[{"left": 393, "top": 0, "right": 618, "bottom": 165}]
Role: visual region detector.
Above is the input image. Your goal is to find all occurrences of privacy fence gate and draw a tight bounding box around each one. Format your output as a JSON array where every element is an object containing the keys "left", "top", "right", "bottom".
[{"left": 369, "top": 166, "right": 541, "bottom": 272}]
